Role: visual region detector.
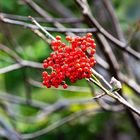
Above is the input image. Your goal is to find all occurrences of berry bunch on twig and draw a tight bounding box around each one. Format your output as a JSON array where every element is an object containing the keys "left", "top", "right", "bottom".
[{"left": 42, "top": 33, "right": 96, "bottom": 88}]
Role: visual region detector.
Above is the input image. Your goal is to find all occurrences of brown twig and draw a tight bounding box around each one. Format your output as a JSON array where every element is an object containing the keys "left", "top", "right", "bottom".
[
  {"left": 102, "top": 0, "right": 124, "bottom": 41},
  {"left": 75, "top": 0, "right": 140, "bottom": 135},
  {"left": 0, "top": 17, "right": 97, "bottom": 33},
  {"left": 75, "top": 0, "right": 140, "bottom": 61}
]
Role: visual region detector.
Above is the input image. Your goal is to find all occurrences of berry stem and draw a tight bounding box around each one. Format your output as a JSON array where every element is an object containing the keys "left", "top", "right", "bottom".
[
  {"left": 88, "top": 77, "right": 140, "bottom": 116},
  {"left": 29, "top": 16, "right": 56, "bottom": 41}
]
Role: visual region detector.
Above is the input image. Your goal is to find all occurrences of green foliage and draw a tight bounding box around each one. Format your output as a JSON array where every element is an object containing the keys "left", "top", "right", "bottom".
[{"left": 0, "top": 0, "right": 139, "bottom": 140}]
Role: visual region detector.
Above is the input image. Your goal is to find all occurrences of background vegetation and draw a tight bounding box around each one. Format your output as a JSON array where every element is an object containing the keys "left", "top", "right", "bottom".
[{"left": 0, "top": 0, "right": 140, "bottom": 140}]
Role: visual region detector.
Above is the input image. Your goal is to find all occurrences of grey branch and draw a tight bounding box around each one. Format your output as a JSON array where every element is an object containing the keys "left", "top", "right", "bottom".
[
  {"left": 0, "top": 12, "right": 83, "bottom": 23},
  {"left": 0, "top": 16, "right": 97, "bottom": 33},
  {"left": 21, "top": 108, "right": 102, "bottom": 139},
  {"left": 0, "top": 116, "right": 21, "bottom": 140},
  {"left": 0, "top": 92, "right": 48, "bottom": 109}
]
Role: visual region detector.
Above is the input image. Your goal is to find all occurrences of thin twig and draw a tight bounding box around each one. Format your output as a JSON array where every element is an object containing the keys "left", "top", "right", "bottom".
[
  {"left": 75, "top": 0, "right": 140, "bottom": 61},
  {"left": 21, "top": 108, "right": 102, "bottom": 139},
  {"left": 29, "top": 16, "right": 56, "bottom": 40},
  {"left": 0, "top": 44, "right": 21, "bottom": 62},
  {"left": 0, "top": 12, "right": 83, "bottom": 23},
  {"left": 0, "top": 17, "right": 97, "bottom": 33},
  {"left": 0, "top": 92, "right": 48, "bottom": 109},
  {"left": 28, "top": 78, "right": 90, "bottom": 93},
  {"left": 1, "top": 43, "right": 140, "bottom": 98},
  {"left": 0, "top": 116, "right": 21, "bottom": 140},
  {"left": 88, "top": 75, "right": 140, "bottom": 116}
]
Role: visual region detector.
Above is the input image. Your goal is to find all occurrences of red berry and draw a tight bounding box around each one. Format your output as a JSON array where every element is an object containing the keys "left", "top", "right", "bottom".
[
  {"left": 63, "top": 84, "right": 68, "bottom": 89},
  {"left": 66, "top": 36, "right": 72, "bottom": 41},
  {"left": 43, "top": 63, "right": 48, "bottom": 68},
  {"left": 56, "top": 35, "right": 61, "bottom": 40},
  {"left": 86, "top": 33, "right": 92, "bottom": 38},
  {"left": 42, "top": 33, "right": 96, "bottom": 89},
  {"left": 42, "top": 71, "right": 48, "bottom": 77},
  {"left": 90, "top": 49, "right": 96, "bottom": 55}
]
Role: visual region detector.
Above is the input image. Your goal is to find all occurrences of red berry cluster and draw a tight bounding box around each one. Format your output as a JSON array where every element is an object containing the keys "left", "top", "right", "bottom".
[{"left": 42, "top": 33, "right": 96, "bottom": 89}]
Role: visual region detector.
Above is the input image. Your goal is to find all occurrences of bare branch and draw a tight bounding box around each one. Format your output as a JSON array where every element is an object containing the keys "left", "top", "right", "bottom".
[
  {"left": 0, "top": 63, "right": 22, "bottom": 74},
  {"left": 0, "top": 116, "right": 21, "bottom": 140},
  {"left": 28, "top": 78, "right": 90, "bottom": 93},
  {"left": 0, "top": 17, "right": 97, "bottom": 33},
  {"left": 0, "top": 92, "right": 48, "bottom": 109},
  {"left": 0, "top": 44, "right": 21, "bottom": 62},
  {"left": 88, "top": 76, "right": 140, "bottom": 116},
  {"left": 96, "top": 33, "right": 119, "bottom": 78},
  {"left": 0, "top": 60, "right": 42, "bottom": 74},
  {"left": 102, "top": 0, "right": 124, "bottom": 41},
  {"left": 0, "top": 12, "right": 83, "bottom": 23},
  {"left": 75, "top": 0, "right": 140, "bottom": 61},
  {"left": 21, "top": 108, "right": 102, "bottom": 139}
]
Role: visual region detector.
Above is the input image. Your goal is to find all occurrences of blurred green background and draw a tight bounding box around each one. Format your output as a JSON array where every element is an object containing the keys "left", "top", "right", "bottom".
[{"left": 0, "top": 0, "right": 140, "bottom": 140}]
